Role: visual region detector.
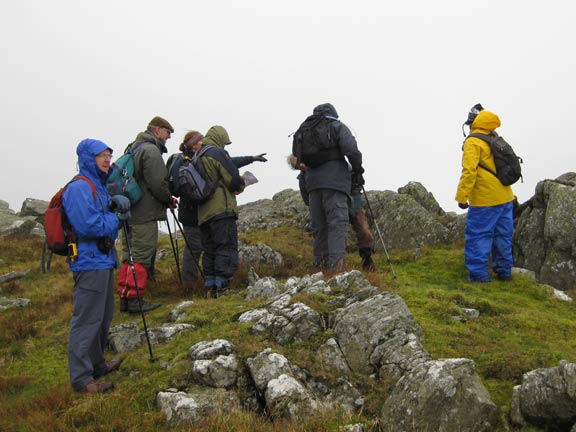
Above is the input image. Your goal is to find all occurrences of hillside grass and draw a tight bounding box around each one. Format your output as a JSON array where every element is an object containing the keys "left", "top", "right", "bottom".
[{"left": 0, "top": 228, "right": 574, "bottom": 431}]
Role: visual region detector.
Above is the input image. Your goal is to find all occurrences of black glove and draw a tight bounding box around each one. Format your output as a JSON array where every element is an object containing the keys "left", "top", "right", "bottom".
[
  {"left": 252, "top": 153, "right": 268, "bottom": 162},
  {"left": 352, "top": 172, "right": 365, "bottom": 188},
  {"left": 458, "top": 202, "right": 470, "bottom": 210},
  {"left": 108, "top": 195, "right": 131, "bottom": 212}
]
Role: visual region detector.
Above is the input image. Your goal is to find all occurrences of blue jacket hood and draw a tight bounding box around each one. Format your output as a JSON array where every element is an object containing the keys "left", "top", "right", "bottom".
[{"left": 77, "top": 138, "right": 113, "bottom": 183}]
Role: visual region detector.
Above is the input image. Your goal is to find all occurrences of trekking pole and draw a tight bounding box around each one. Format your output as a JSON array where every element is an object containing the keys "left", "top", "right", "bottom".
[
  {"left": 173, "top": 213, "right": 180, "bottom": 267},
  {"left": 169, "top": 208, "right": 205, "bottom": 280},
  {"left": 362, "top": 186, "right": 397, "bottom": 279},
  {"left": 165, "top": 216, "right": 182, "bottom": 283},
  {"left": 121, "top": 221, "right": 156, "bottom": 362}
]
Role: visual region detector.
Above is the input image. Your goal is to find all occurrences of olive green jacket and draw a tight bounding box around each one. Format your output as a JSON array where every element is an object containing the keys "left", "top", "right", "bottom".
[
  {"left": 198, "top": 126, "right": 245, "bottom": 225},
  {"left": 127, "top": 131, "right": 172, "bottom": 224}
]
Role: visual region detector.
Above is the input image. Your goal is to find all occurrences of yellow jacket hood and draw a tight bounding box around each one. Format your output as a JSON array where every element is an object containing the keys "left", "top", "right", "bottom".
[{"left": 471, "top": 111, "right": 501, "bottom": 134}]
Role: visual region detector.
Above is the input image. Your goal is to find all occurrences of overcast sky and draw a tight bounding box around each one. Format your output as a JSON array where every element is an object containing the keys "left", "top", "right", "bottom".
[{"left": 2, "top": 1, "right": 575, "bottom": 215}]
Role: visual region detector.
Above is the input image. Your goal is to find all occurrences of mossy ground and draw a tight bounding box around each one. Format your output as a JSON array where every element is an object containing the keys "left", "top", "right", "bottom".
[{"left": 0, "top": 227, "right": 574, "bottom": 431}]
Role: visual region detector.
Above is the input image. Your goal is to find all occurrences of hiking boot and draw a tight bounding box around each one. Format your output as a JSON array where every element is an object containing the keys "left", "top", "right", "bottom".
[
  {"left": 94, "top": 357, "right": 123, "bottom": 379},
  {"left": 127, "top": 298, "right": 161, "bottom": 314},
  {"left": 361, "top": 255, "right": 376, "bottom": 272},
  {"left": 119, "top": 297, "right": 128, "bottom": 312},
  {"left": 496, "top": 274, "right": 512, "bottom": 281},
  {"left": 78, "top": 380, "right": 114, "bottom": 394}
]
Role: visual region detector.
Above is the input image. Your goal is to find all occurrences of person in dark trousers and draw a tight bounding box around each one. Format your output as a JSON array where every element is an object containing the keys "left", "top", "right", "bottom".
[
  {"left": 167, "top": 130, "right": 267, "bottom": 286},
  {"left": 63, "top": 138, "right": 131, "bottom": 393},
  {"left": 292, "top": 103, "right": 364, "bottom": 273},
  {"left": 290, "top": 154, "right": 375, "bottom": 271},
  {"left": 196, "top": 126, "right": 245, "bottom": 297},
  {"left": 455, "top": 104, "right": 515, "bottom": 282},
  {"left": 119, "top": 116, "right": 176, "bottom": 313}
]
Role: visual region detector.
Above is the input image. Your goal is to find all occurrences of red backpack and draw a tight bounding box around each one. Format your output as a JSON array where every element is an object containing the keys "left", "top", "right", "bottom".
[{"left": 44, "top": 176, "right": 97, "bottom": 258}]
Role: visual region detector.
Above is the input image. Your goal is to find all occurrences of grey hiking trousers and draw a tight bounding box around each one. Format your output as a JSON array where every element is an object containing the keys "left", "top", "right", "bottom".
[
  {"left": 68, "top": 269, "right": 115, "bottom": 391},
  {"left": 309, "top": 189, "right": 349, "bottom": 272},
  {"left": 182, "top": 224, "right": 203, "bottom": 282}
]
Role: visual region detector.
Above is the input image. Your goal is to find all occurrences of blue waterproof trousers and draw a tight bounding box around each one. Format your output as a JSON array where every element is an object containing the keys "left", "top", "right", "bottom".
[{"left": 465, "top": 201, "right": 514, "bottom": 282}]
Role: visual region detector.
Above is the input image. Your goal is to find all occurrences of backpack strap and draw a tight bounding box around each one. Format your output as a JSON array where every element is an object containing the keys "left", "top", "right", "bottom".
[
  {"left": 465, "top": 133, "right": 499, "bottom": 179},
  {"left": 73, "top": 175, "right": 105, "bottom": 211}
]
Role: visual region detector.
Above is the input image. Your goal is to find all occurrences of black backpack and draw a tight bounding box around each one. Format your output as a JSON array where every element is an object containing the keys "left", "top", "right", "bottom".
[
  {"left": 292, "top": 114, "right": 342, "bottom": 168},
  {"left": 469, "top": 132, "right": 523, "bottom": 186},
  {"left": 166, "top": 153, "right": 185, "bottom": 196},
  {"left": 171, "top": 145, "right": 220, "bottom": 205}
]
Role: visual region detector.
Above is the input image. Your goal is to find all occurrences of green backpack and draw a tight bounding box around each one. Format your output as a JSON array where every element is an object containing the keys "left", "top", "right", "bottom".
[{"left": 106, "top": 143, "right": 148, "bottom": 204}]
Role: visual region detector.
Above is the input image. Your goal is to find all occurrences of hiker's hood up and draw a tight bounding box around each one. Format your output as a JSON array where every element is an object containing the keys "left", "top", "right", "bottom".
[
  {"left": 203, "top": 125, "right": 231, "bottom": 149},
  {"left": 313, "top": 103, "right": 339, "bottom": 119},
  {"left": 471, "top": 111, "right": 501, "bottom": 134},
  {"left": 77, "top": 138, "right": 113, "bottom": 183}
]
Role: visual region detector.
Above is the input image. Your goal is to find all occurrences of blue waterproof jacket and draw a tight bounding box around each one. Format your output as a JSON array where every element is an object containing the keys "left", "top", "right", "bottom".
[{"left": 63, "top": 139, "right": 120, "bottom": 271}]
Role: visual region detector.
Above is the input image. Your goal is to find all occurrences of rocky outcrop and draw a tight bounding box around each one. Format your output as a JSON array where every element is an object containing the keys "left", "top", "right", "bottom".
[
  {"left": 333, "top": 292, "right": 431, "bottom": 377},
  {"left": 514, "top": 173, "right": 576, "bottom": 290},
  {"left": 19, "top": 198, "right": 48, "bottom": 220},
  {"left": 237, "top": 184, "right": 465, "bottom": 251},
  {"left": 380, "top": 358, "right": 498, "bottom": 432},
  {"left": 238, "top": 241, "right": 283, "bottom": 266},
  {"left": 510, "top": 360, "right": 576, "bottom": 431}
]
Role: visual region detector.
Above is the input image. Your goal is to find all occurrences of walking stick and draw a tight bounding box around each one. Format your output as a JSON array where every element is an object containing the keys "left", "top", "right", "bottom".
[
  {"left": 121, "top": 221, "right": 156, "bottom": 362},
  {"left": 165, "top": 216, "right": 182, "bottom": 283},
  {"left": 169, "top": 207, "right": 205, "bottom": 280},
  {"left": 362, "top": 186, "right": 397, "bottom": 279}
]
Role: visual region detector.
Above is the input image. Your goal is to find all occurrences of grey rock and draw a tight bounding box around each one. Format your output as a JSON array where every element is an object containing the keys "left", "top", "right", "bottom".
[
  {"left": 511, "top": 360, "right": 576, "bottom": 430},
  {"left": 398, "top": 181, "right": 445, "bottom": 216},
  {"left": 0, "top": 200, "right": 11, "bottom": 212},
  {"left": 328, "top": 270, "right": 379, "bottom": 300},
  {"left": 553, "top": 288, "right": 573, "bottom": 302},
  {"left": 0, "top": 296, "right": 30, "bottom": 310},
  {"left": 334, "top": 293, "right": 431, "bottom": 377},
  {"left": 246, "top": 348, "right": 292, "bottom": 394},
  {"left": 0, "top": 213, "right": 44, "bottom": 238},
  {"left": 512, "top": 266, "right": 537, "bottom": 280},
  {"left": 108, "top": 322, "right": 144, "bottom": 353},
  {"left": 0, "top": 270, "right": 30, "bottom": 284},
  {"left": 245, "top": 294, "right": 324, "bottom": 344},
  {"left": 317, "top": 338, "right": 351, "bottom": 373},
  {"left": 514, "top": 174, "right": 576, "bottom": 290},
  {"left": 192, "top": 354, "right": 239, "bottom": 388},
  {"left": 239, "top": 242, "right": 283, "bottom": 266},
  {"left": 284, "top": 272, "right": 331, "bottom": 295},
  {"left": 189, "top": 339, "right": 235, "bottom": 360},
  {"left": 461, "top": 308, "right": 480, "bottom": 319},
  {"left": 19, "top": 198, "right": 48, "bottom": 218},
  {"left": 157, "top": 387, "right": 240, "bottom": 424},
  {"left": 155, "top": 249, "right": 171, "bottom": 261},
  {"left": 245, "top": 276, "right": 282, "bottom": 300},
  {"left": 381, "top": 358, "right": 498, "bottom": 432},
  {"left": 264, "top": 373, "right": 322, "bottom": 421},
  {"left": 365, "top": 190, "right": 452, "bottom": 250},
  {"left": 169, "top": 301, "right": 195, "bottom": 322},
  {"left": 148, "top": 323, "right": 194, "bottom": 345}
]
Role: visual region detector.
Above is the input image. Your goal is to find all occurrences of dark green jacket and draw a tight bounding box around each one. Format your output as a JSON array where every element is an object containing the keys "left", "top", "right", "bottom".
[
  {"left": 198, "top": 126, "right": 244, "bottom": 226},
  {"left": 127, "top": 130, "right": 172, "bottom": 224}
]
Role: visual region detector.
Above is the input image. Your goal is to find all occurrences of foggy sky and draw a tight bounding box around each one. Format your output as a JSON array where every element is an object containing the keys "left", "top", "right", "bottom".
[{"left": 2, "top": 1, "right": 575, "bottom": 214}]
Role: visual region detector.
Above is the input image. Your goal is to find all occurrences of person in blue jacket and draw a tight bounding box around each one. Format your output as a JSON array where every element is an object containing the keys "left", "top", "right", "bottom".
[{"left": 63, "top": 138, "right": 131, "bottom": 393}]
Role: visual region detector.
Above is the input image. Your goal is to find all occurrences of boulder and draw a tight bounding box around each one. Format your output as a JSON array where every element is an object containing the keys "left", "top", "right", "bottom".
[
  {"left": 239, "top": 242, "right": 283, "bottom": 266},
  {"left": 157, "top": 387, "right": 240, "bottom": 424},
  {"left": 514, "top": 173, "right": 576, "bottom": 290},
  {"left": 510, "top": 360, "right": 576, "bottom": 431},
  {"left": 19, "top": 198, "right": 48, "bottom": 219},
  {"left": 398, "top": 181, "right": 445, "bottom": 216},
  {"left": 381, "top": 358, "right": 498, "bottom": 432},
  {"left": 239, "top": 294, "right": 324, "bottom": 345},
  {"left": 333, "top": 293, "right": 431, "bottom": 377},
  {"left": 245, "top": 276, "right": 282, "bottom": 300}
]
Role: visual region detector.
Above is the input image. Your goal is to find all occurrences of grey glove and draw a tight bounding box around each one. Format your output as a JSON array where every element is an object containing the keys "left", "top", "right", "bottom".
[
  {"left": 252, "top": 153, "right": 268, "bottom": 162},
  {"left": 117, "top": 210, "right": 131, "bottom": 221},
  {"left": 108, "top": 195, "right": 131, "bottom": 213}
]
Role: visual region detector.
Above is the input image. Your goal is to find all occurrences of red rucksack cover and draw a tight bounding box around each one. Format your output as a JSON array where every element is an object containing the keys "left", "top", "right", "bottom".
[
  {"left": 44, "top": 176, "right": 96, "bottom": 256},
  {"left": 117, "top": 261, "right": 148, "bottom": 298}
]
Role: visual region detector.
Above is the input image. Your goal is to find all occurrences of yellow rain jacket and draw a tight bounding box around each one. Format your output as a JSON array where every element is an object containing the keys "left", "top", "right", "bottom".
[{"left": 455, "top": 111, "right": 514, "bottom": 207}]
